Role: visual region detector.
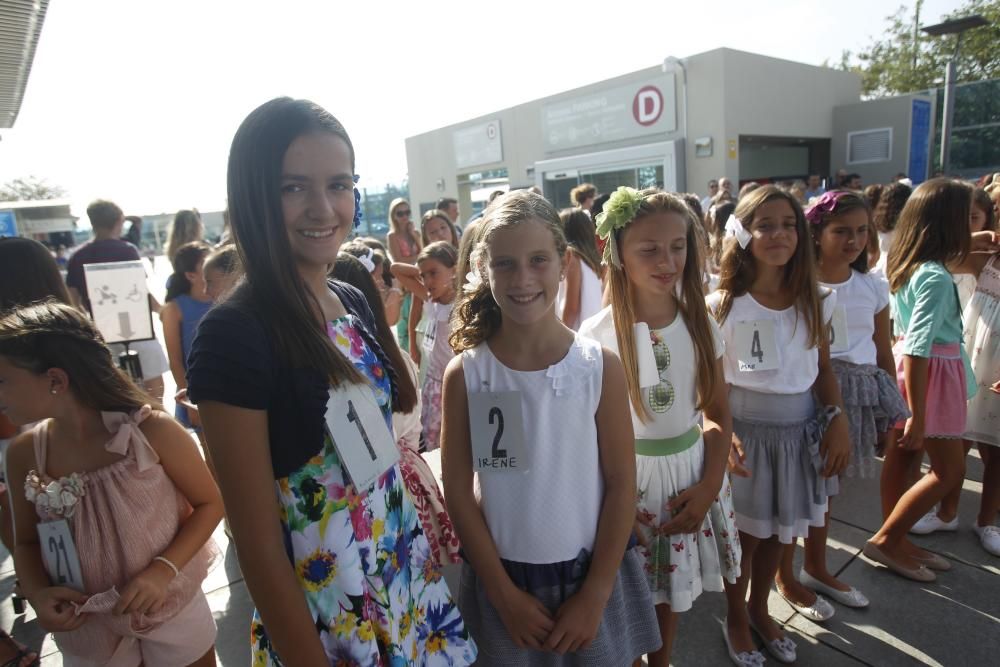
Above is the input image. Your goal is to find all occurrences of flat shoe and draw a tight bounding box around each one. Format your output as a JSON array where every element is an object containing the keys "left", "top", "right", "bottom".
[
  {"left": 748, "top": 617, "right": 797, "bottom": 663},
  {"left": 777, "top": 587, "right": 835, "bottom": 621},
  {"left": 721, "top": 618, "right": 766, "bottom": 667},
  {"left": 799, "top": 570, "right": 869, "bottom": 608},
  {"left": 909, "top": 511, "right": 958, "bottom": 535},
  {"left": 913, "top": 551, "right": 951, "bottom": 571},
  {"left": 863, "top": 541, "right": 936, "bottom": 582}
]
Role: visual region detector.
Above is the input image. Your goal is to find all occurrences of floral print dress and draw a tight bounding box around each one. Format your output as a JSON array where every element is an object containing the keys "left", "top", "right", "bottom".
[{"left": 251, "top": 315, "right": 476, "bottom": 666}]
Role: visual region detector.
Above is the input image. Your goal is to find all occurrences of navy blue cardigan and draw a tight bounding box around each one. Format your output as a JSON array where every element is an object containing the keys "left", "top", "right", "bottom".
[{"left": 186, "top": 280, "right": 398, "bottom": 479}]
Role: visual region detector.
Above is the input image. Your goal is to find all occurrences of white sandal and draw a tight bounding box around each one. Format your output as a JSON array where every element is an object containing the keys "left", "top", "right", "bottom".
[{"left": 799, "top": 569, "right": 869, "bottom": 608}]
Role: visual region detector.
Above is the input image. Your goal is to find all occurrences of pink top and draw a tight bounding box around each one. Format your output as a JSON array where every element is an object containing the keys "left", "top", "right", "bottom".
[{"left": 26, "top": 406, "right": 217, "bottom": 638}]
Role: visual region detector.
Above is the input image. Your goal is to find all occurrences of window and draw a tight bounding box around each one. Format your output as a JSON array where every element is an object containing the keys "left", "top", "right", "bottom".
[{"left": 847, "top": 128, "right": 892, "bottom": 164}]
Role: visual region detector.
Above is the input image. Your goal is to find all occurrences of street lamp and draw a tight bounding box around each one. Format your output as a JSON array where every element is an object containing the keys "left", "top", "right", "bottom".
[{"left": 921, "top": 14, "right": 988, "bottom": 174}]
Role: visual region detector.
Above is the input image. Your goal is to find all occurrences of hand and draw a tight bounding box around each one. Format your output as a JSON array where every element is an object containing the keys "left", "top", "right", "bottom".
[
  {"left": 970, "top": 230, "right": 999, "bottom": 252},
  {"left": 663, "top": 481, "right": 718, "bottom": 535},
  {"left": 990, "top": 380, "right": 1000, "bottom": 395},
  {"left": 897, "top": 416, "right": 925, "bottom": 451},
  {"left": 174, "top": 388, "right": 196, "bottom": 411},
  {"left": 820, "top": 414, "right": 850, "bottom": 476},
  {"left": 113, "top": 561, "right": 174, "bottom": 615},
  {"left": 728, "top": 436, "right": 751, "bottom": 477},
  {"left": 492, "top": 584, "right": 554, "bottom": 651},
  {"left": 29, "top": 586, "right": 89, "bottom": 632},
  {"left": 633, "top": 508, "right": 654, "bottom": 549},
  {"left": 186, "top": 406, "right": 202, "bottom": 429},
  {"left": 543, "top": 587, "right": 604, "bottom": 654}
]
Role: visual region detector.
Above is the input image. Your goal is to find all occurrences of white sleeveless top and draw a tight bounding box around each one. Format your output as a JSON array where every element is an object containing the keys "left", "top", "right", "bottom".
[
  {"left": 462, "top": 334, "right": 605, "bottom": 564},
  {"left": 556, "top": 261, "right": 604, "bottom": 331}
]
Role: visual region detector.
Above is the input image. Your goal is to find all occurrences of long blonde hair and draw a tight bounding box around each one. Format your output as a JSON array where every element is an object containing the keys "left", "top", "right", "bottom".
[
  {"left": 714, "top": 185, "right": 826, "bottom": 348},
  {"left": 450, "top": 190, "right": 567, "bottom": 352},
  {"left": 165, "top": 209, "right": 203, "bottom": 263},
  {"left": 606, "top": 190, "right": 717, "bottom": 419}
]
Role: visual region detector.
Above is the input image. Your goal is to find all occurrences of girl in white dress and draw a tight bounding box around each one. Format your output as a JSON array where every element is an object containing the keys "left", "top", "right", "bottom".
[{"left": 580, "top": 188, "right": 741, "bottom": 667}]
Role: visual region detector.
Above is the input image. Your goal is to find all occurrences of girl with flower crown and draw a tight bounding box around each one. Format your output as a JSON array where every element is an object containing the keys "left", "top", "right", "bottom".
[
  {"left": 1, "top": 301, "right": 223, "bottom": 666},
  {"left": 579, "top": 187, "right": 741, "bottom": 667},
  {"left": 442, "top": 190, "right": 662, "bottom": 665},
  {"left": 707, "top": 185, "right": 850, "bottom": 665}
]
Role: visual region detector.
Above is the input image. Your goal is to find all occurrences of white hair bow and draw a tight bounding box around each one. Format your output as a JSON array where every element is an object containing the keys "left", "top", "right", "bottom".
[
  {"left": 357, "top": 248, "right": 376, "bottom": 273},
  {"left": 724, "top": 216, "right": 752, "bottom": 249}
]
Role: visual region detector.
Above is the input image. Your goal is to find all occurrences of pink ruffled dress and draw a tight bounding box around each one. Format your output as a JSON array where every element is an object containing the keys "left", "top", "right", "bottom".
[{"left": 26, "top": 406, "right": 219, "bottom": 666}]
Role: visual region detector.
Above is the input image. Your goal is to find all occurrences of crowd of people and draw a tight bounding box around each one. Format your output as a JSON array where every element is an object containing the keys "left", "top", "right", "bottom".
[{"left": 0, "top": 95, "right": 998, "bottom": 667}]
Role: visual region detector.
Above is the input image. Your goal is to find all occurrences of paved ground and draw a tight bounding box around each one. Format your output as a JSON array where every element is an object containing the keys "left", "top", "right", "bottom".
[{"left": 4, "top": 447, "right": 998, "bottom": 666}]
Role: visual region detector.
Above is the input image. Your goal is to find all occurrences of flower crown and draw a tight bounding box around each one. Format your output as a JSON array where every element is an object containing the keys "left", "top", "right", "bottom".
[{"left": 595, "top": 186, "right": 645, "bottom": 267}]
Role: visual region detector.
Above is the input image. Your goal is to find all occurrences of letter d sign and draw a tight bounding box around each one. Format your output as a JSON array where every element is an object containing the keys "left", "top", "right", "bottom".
[{"left": 633, "top": 86, "right": 663, "bottom": 127}]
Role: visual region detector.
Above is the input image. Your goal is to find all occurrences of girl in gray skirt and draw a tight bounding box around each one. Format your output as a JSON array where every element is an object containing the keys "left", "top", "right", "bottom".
[
  {"left": 441, "top": 190, "right": 661, "bottom": 666},
  {"left": 707, "top": 185, "right": 850, "bottom": 665}
]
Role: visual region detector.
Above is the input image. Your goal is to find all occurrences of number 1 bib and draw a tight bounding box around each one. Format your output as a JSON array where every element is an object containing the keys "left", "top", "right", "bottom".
[
  {"left": 734, "top": 319, "right": 779, "bottom": 372},
  {"left": 324, "top": 385, "right": 400, "bottom": 492},
  {"left": 468, "top": 391, "right": 528, "bottom": 472}
]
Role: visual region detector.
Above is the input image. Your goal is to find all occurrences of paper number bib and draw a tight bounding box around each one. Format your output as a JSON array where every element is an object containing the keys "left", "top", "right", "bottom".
[
  {"left": 38, "top": 520, "right": 84, "bottom": 592},
  {"left": 734, "top": 319, "right": 779, "bottom": 372},
  {"left": 468, "top": 391, "right": 528, "bottom": 472},
  {"left": 324, "top": 385, "right": 399, "bottom": 492},
  {"left": 828, "top": 305, "right": 850, "bottom": 354}
]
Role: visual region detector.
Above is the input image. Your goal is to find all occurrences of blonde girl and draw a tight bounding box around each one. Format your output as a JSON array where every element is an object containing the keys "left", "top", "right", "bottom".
[{"left": 580, "top": 188, "right": 740, "bottom": 666}]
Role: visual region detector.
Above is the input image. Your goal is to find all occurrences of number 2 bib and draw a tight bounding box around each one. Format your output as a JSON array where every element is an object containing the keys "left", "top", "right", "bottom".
[
  {"left": 468, "top": 391, "right": 528, "bottom": 473},
  {"left": 324, "top": 385, "right": 400, "bottom": 492},
  {"left": 734, "top": 319, "right": 779, "bottom": 372}
]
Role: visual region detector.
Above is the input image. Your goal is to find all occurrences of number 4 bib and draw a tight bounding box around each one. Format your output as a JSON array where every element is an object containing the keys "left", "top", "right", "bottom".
[
  {"left": 325, "top": 385, "right": 400, "bottom": 492},
  {"left": 468, "top": 391, "right": 528, "bottom": 473},
  {"left": 734, "top": 319, "right": 779, "bottom": 372}
]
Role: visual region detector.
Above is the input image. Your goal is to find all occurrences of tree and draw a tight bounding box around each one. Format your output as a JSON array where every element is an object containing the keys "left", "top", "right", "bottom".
[
  {"left": 0, "top": 175, "right": 67, "bottom": 202},
  {"left": 836, "top": 0, "right": 1000, "bottom": 98}
]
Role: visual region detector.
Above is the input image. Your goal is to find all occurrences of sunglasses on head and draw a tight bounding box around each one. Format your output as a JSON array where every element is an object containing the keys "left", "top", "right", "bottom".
[{"left": 395, "top": 209, "right": 412, "bottom": 217}]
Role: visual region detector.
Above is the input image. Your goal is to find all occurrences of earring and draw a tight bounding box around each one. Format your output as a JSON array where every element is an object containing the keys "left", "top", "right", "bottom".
[{"left": 50, "top": 389, "right": 58, "bottom": 395}]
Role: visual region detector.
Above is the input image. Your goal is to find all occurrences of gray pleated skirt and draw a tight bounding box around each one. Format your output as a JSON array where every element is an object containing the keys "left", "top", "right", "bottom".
[
  {"left": 729, "top": 387, "right": 840, "bottom": 544},
  {"left": 832, "top": 359, "right": 911, "bottom": 478},
  {"left": 458, "top": 548, "right": 661, "bottom": 666}
]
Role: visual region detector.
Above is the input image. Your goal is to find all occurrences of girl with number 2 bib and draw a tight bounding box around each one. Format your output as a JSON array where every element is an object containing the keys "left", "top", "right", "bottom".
[
  {"left": 579, "top": 188, "right": 741, "bottom": 667},
  {"left": 442, "top": 190, "right": 661, "bottom": 666},
  {"left": 2, "top": 301, "right": 222, "bottom": 667},
  {"left": 707, "top": 185, "right": 849, "bottom": 666}
]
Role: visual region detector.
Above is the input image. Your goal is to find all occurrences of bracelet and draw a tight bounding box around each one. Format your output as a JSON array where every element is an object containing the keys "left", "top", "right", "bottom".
[{"left": 153, "top": 555, "right": 179, "bottom": 578}]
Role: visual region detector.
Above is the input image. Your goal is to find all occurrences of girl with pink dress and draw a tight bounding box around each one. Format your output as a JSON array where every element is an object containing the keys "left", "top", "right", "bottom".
[{"left": 1, "top": 301, "right": 222, "bottom": 666}]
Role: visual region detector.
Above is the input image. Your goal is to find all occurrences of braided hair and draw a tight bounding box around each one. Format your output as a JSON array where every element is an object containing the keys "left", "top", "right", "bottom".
[{"left": 0, "top": 300, "right": 158, "bottom": 412}]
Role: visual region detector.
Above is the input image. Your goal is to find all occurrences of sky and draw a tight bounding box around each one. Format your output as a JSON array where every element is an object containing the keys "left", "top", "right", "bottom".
[{"left": 0, "top": 0, "right": 963, "bottom": 219}]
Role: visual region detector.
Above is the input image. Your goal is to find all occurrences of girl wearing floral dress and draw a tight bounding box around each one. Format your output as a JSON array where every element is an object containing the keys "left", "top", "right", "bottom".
[
  {"left": 187, "top": 98, "right": 475, "bottom": 666},
  {"left": 580, "top": 188, "right": 741, "bottom": 666}
]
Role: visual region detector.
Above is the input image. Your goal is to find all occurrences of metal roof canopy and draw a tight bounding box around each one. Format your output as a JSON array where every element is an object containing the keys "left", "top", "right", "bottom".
[
  {"left": 921, "top": 15, "right": 989, "bottom": 36},
  {"left": 0, "top": 0, "right": 49, "bottom": 129}
]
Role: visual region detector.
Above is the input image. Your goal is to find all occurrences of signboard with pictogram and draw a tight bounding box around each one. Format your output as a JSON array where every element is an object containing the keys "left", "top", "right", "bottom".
[{"left": 83, "top": 260, "right": 154, "bottom": 344}]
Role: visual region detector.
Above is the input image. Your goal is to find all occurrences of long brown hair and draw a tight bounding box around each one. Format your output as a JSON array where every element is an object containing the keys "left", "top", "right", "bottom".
[
  {"left": 0, "top": 238, "right": 72, "bottom": 312},
  {"left": 887, "top": 178, "right": 971, "bottom": 293},
  {"left": 0, "top": 300, "right": 158, "bottom": 412},
  {"left": 450, "top": 190, "right": 567, "bottom": 352},
  {"left": 330, "top": 254, "right": 418, "bottom": 413},
  {"left": 606, "top": 190, "right": 717, "bottom": 418},
  {"left": 872, "top": 182, "right": 912, "bottom": 234},
  {"left": 714, "top": 185, "right": 826, "bottom": 348},
  {"left": 560, "top": 208, "right": 603, "bottom": 276},
  {"left": 421, "top": 209, "right": 459, "bottom": 248},
  {"left": 226, "top": 97, "right": 363, "bottom": 387}
]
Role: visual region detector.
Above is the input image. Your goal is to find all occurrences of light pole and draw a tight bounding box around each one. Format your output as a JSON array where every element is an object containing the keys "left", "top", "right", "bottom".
[{"left": 921, "top": 15, "right": 988, "bottom": 175}]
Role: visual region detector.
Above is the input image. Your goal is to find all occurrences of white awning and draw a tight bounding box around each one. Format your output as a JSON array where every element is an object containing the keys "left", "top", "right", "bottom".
[{"left": 0, "top": 0, "right": 50, "bottom": 129}]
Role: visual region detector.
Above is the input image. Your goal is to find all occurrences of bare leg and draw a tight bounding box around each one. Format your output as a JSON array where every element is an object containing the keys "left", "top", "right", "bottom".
[
  {"left": 937, "top": 441, "right": 973, "bottom": 522},
  {"left": 880, "top": 431, "right": 934, "bottom": 558},
  {"left": 869, "top": 438, "right": 966, "bottom": 568},
  {"left": 776, "top": 538, "right": 818, "bottom": 605},
  {"left": 978, "top": 445, "right": 1000, "bottom": 527},
  {"left": 643, "top": 604, "right": 678, "bottom": 667},
  {"left": 802, "top": 505, "right": 851, "bottom": 591},
  {"left": 724, "top": 531, "right": 759, "bottom": 654},
  {"left": 747, "top": 536, "right": 787, "bottom": 642}
]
